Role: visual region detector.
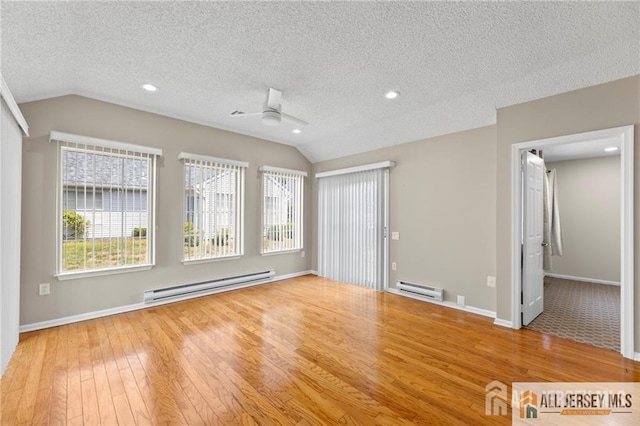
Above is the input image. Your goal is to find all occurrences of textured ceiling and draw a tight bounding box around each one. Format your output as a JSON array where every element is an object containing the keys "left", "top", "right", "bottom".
[{"left": 1, "top": 1, "right": 639, "bottom": 162}]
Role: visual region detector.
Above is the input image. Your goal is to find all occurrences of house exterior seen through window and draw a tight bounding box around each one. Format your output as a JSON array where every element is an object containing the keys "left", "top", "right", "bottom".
[
  {"left": 261, "top": 167, "right": 306, "bottom": 254},
  {"left": 56, "top": 136, "right": 159, "bottom": 276},
  {"left": 181, "top": 154, "right": 246, "bottom": 261}
]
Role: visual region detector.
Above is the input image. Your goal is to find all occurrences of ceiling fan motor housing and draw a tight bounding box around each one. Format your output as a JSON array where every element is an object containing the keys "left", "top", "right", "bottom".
[{"left": 262, "top": 110, "right": 281, "bottom": 126}]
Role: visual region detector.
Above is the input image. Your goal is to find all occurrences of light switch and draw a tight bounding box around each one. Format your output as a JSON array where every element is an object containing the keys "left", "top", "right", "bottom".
[
  {"left": 391, "top": 232, "right": 400, "bottom": 240},
  {"left": 39, "top": 283, "right": 50, "bottom": 296}
]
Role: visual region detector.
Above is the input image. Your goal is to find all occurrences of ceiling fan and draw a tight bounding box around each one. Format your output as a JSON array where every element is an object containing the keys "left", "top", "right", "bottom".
[{"left": 230, "top": 88, "right": 308, "bottom": 128}]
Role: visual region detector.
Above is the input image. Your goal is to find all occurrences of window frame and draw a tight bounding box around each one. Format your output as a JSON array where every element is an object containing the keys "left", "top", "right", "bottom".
[
  {"left": 51, "top": 131, "right": 161, "bottom": 280},
  {"left": 259, "top": 166, "right": 306, "bottom": 255},
  {"left": 179, "top": 152, "right": 247, "bottom": 264}
]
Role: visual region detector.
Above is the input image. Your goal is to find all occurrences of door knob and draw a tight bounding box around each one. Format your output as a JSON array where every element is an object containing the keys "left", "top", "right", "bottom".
[{"left": 541, "top": 242, "right": 549, "bottom": 247}]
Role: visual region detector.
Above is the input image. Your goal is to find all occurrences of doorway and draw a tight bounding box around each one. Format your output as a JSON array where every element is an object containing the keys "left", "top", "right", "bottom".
[
  {"left": 511, "top": 125, "right": 634, "bottom": 359},
  {"left": 316, "top": 161, "right": 393, "bottom": 291}
]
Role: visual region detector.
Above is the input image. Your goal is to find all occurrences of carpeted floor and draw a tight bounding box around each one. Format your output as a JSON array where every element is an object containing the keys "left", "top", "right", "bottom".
[{"left": 526, "top": 276, "right": 620, "bottom": 352}]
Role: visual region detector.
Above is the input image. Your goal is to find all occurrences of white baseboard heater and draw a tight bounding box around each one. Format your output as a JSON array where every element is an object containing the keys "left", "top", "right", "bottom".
[
  {"left": 143, "top": 270, "right": 275, "bottom": 304},
  {"left": 396, "top": 281, "right": 444, "bottom": 302}
]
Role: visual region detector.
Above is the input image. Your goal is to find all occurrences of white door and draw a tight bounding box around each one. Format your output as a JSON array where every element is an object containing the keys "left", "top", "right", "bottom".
[{"left": 522, "top": 151, "right": 545, "bottom": 325}]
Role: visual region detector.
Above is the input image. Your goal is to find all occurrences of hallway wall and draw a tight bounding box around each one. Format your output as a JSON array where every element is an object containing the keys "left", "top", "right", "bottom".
[{"left": 546, "top": 156, "right": 621, "bottom": 283}]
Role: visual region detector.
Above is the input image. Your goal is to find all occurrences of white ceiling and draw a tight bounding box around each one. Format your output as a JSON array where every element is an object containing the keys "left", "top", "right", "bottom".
[
  {"left": 1, "top": 1, "right": 639, "bottom": 163},
  {"left": 543, "top": 137, "right": 621, "bottom": 163}
]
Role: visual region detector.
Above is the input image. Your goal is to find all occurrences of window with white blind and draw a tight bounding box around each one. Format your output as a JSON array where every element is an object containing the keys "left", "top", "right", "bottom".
[
  {"left": 51, "top": 131, "right": 162, "bottom": 277},
  {"left": 260, "top": 166, "right": 306, "bottom": 254},
  {"left": 180, "top": 152, "right": 247, "bottom": 262}
]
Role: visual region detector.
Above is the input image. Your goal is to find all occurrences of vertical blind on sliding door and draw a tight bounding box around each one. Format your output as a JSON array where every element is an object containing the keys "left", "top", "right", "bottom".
[{"left": 317, "top": 167, "right": 387, "bottom": 290}]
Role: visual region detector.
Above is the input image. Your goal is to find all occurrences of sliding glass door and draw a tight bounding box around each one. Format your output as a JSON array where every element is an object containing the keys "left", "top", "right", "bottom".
[{"left": 317, "top": 165, "right": 390, "bottom": 290}]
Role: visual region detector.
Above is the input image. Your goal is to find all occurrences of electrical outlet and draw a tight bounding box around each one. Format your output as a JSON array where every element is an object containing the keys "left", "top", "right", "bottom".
[
  {"left": 391, "top": 262, "right": 397, "bottom": 271},
  {"left": 487, "top": 276, "right": 496, "bottom": 288},
  {"left": 391, "top": 232, "right": 400, "bottom": 240},
  {"left": 301, "top": 251, "right": 305, "bottom": 258},
  {"left": 39, "top": 283, "right": 50, "bottom": 296},
  {"left": 457, "top": 295, "right": 465, "bottom": 306}
]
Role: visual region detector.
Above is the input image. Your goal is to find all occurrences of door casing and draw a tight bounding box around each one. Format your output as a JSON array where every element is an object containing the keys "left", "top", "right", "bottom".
[{"left": 510, "top": 125, "right": 634, "bottom": 359}]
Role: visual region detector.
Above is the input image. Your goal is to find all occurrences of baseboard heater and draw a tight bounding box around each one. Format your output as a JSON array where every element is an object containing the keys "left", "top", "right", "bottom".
[
  {"left": 396, "top": 281, "right": 444, "bottom": 302},
  {"left": 143, "top": 270, "right": 275, "bottom": 304}
]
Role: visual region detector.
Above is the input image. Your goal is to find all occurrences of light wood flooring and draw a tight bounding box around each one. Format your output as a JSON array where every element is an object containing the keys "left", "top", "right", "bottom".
[{"left": 1, "top": 275, "right": 639, "bottom": 425}]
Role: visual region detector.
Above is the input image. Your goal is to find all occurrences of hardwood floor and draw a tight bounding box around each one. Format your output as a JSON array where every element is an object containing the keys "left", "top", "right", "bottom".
[{"left": 1, "top": 275, "right": 638, "bottom": 425}]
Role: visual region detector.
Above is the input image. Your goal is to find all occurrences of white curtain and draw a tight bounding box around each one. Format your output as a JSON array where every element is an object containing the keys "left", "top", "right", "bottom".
[
  {"left": 318, "top": 168, "right": 386, "bottom": 290},
  {"left": 543, "top": 167, "right": 563, "bottom": 270}
]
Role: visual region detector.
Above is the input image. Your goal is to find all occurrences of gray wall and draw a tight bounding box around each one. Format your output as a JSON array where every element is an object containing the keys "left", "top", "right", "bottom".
[
  {"left": 495, "top": 75, "right": 640, "bottom": 351},
  {"left": 546, "top": 156, "right": 621, "bottom": 283},
  {"left": 20, "top": 95, "right": 312, "bottom": 326},
  {"left": 312, "top": 125, "right": 497, "bottom": 311}
]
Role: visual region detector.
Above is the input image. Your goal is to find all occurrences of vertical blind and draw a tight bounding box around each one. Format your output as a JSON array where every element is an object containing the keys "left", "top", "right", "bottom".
[
  {"left": 180, "top": 153, "right": 247, "bottom": 261},
  {"left": 1, "top": 98, "right": 24, "bottom": 375},
  {"left": 317, "top": 167, "right": 386, "bottom": 290},
  {"left": 260, "top": 166, "right": 305, "bottom": 253},
  {"left": 57, "top": 138, "right": 158, "bottom": 274}
]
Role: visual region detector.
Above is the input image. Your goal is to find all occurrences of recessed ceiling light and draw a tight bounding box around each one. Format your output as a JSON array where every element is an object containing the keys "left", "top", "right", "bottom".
[
  {"left": 141, "top": 83, "right": 158, "bottom": 92},
  {"left": 292, "top": 129, "right": 302, "bottom": 134},
  {"left": 385, "top": 91, "right": 399, "bottom": 99},
  {"left": 604, "top": 147, "right": 618, "bottom": 152}
]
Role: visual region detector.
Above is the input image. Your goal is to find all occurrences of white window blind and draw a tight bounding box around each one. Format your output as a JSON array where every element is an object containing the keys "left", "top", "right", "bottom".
[
  {"left": 317, "top": 167, "right": 389, "bottom": 290},
  {"left": 54, "top": 134, "right": 161, "bottom": 276},
  {"left": 260, "top": 166, "right": 306, "bottom": 253},
  {"left": 180, "top": 152, "right": 246, "bottom": 261},
  {"left": 1, "top": 96, "right": 24, "bottom": 375}
]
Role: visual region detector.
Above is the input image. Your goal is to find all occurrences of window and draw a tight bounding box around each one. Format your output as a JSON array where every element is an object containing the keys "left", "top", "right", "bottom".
[
  {"left": 52, "top": 131, "right": 161, "bottom": 276},
  {"left": 102, "top": 190, "right": 148, "bottom": 211},
  {"left": 180, "top": 152, "right": 247, "bottom": 262},
  {"left": 63, "top": 189, "right": 103, "bottom": 210},
  {"left": 260, "top": 166, "right": 306, "bottom": 254}
]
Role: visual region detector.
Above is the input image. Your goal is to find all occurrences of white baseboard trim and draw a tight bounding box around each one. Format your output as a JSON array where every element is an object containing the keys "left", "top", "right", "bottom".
[
  {"left": 386, "top": 288, "right": 496, "bottom": 319},
  {"left": 309, "top": 270, "right": 318, "bottom": 275},
  {"left": 19, "top": 302, "right": 146, "bottom": 333},
  {"left": 493, "top": 318, "right": 514, "bottom": 328},
  {"left": 634, "top": 352, "right": 640, "bottom": 362},
  {"left": 272, "top": 270, "right": 315, "bottom": 281},
  {"left": 19, "top": 270, "right": 315, "bottom": 333},
  {"left": 545, "top": 273, "right": 620, "bottom": 286}
]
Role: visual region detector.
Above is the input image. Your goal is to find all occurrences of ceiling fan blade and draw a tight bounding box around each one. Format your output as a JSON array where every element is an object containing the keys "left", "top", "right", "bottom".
[
  {"left": 281, "top": 112, "right": 308, "bottom": 127},
  {"left": 230, "top": 110, "right": 261, "bottom": 117},
  {"left": 267, "top": 88, "right": 282, "bottom": 110}
]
